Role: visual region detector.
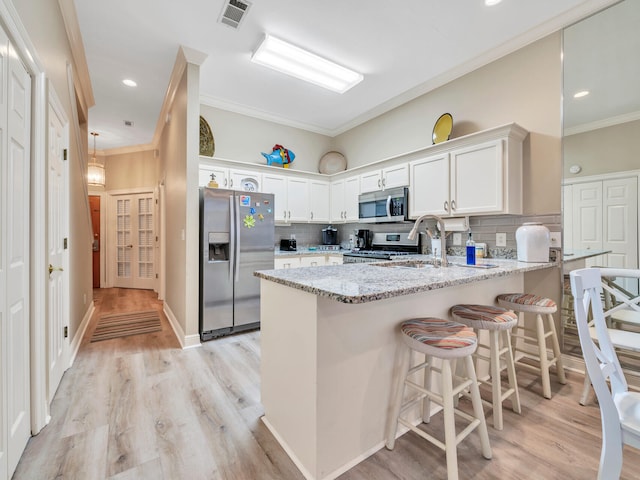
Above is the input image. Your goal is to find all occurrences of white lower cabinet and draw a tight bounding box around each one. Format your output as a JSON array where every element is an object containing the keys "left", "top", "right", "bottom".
[
  {"left": 274, "top": 257, "right": 301, "bottom": 269},
  {"left": 275, "top": 254, "right": 343, "bottom": 268}
]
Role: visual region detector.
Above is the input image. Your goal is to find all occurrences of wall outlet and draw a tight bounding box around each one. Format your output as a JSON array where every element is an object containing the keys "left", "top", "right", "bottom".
[
  {"left": 452, "top": 233, "right": 462, "bottom": 246},
  {"left": 496, "top": 232, "right": 507, "bottom": 247},
  {"left": 549, "top": 231, "right": 562, "bottom": 248}
]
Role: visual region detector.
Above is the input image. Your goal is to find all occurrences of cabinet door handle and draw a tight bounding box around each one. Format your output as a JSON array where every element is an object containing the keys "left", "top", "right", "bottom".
[
  {"left": 310, "top": 211, "right": 314, "bottom": 220},
  {"left": 224, "top": 178, "right": 228, "bottom": 187},
  {"left": 230, "top": 179, "right": 234, "bottom": 187},
  {"left": 444, "top": 201, "right": 449, "bottom": 213},
  {"left": 378, "top": 179, "right": 381, "bottom": 188},
  {"left": 382, "top": 178, "right": 386, "bottom": 188},
  {"left": 451, "top": 199, "right": 456, "bottom": 211}
]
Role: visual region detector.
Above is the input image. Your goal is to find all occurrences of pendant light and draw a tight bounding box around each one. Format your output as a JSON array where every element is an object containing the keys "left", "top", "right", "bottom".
[{"left": 87, "top": 131, "right": 105, "bottom": 187}]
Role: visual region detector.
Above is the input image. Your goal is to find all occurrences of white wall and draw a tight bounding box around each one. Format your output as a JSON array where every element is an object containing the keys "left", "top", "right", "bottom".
[
  {"left": 333, "top": 33, "right": 563, "bottom": 216},
  {"left": 564, "top": 119, "right": 640, "bottom": 178},
  {"left": 200, "top": 106, "right": 334, "bottom": 174},
  {"left": 14, "top": 0, "right": 93, "bottom": 338}
]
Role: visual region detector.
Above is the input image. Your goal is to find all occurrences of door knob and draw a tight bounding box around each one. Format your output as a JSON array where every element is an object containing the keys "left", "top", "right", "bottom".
[{"left": 49, "top": 264, "right": 63, "bottom": 275}]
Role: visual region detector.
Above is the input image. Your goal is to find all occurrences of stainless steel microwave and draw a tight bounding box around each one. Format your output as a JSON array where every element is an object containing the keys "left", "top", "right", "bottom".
[{"left": 358, "top": 186, "right": 409, "bottom": 223}]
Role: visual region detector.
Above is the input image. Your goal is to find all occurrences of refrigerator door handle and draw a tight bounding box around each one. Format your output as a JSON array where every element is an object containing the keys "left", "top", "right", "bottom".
[
  {"left": 234, "top": 195, "right": 241, "bottom": 282},
  {"left": 229, "top": 195, "right": 235, "bottom": 281}
]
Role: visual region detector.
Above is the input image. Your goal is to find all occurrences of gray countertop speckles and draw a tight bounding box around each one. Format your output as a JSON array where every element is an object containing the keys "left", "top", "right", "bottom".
[{"left": 255, "top": 256, "right": 557, "bottom": 304}]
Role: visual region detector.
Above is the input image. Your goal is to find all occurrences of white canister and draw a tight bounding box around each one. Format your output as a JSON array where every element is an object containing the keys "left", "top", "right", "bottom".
[{"left": 516, "top": 222, "right": 550, "bottom": 262}]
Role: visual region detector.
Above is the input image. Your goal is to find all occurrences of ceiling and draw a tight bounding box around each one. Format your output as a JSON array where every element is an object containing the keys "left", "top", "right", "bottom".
[{"left": 73, "top": 0, "right": 617, "bottom": 152}]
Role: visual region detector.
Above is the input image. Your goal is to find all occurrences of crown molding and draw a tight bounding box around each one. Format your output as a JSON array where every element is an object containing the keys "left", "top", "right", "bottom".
[
  {"left": 58, "top": 0, "right": 95, "bottom": 110},
  {"left": 563, "top": 110, "right": 640, "bottom": 136}
]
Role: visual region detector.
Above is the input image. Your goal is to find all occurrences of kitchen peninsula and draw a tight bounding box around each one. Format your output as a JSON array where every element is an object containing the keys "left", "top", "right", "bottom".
[{"left": 254, "top": 257, "right": 555, "bottom": 480}]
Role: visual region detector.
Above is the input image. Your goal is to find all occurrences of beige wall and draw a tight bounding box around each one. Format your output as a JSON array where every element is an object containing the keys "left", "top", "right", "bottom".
[
  {"left": 199, "top": 106, "right": 334, "bottom": 173},
  {"left": 15, "top": 0, "right": 93, "bottom": 338},
  {"left": 104, "top": 149, "right": 161, "bottom": 190},
  {"left": 334, "top": 33, "right": 563, "bottom": 216},
  {"left": 160, "top": 56, "right": 201, "bottom": 342},
  {"left": 563, "top": 119, "right": 640, "bottom": 178}
]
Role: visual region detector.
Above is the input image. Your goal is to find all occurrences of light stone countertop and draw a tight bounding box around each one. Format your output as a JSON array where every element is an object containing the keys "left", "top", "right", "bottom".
[
  {"left": 255, "top": 256, "right": 557, "bottom": 304},
  {"left": 562, "top": 249, "right": 610, "bottom": 263}
]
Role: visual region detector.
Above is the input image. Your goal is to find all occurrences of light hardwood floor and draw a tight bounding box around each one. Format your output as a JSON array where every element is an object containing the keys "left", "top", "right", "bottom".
[{"left": 13, "top": 288, "right": 640, "bottom": 479}]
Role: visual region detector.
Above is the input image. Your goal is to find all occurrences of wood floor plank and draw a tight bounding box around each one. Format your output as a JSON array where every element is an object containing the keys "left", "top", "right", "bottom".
[{"left": 12, "top": 287, "right": 640, "bottom": 480}]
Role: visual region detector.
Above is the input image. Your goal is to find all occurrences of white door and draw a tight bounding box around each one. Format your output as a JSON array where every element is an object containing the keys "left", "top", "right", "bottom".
[
  {"left": 47, "top": 97, "right": 69, "bottom": 404},
  {"left": 602, "top": 177, "right": 638, "bottom": 270},
  {"left": 1, "top": 41, "right": 32, "bottom": 479},
  {"left": 111, "top": 192, "right": 156, "bottom": 290},
  {"left": 571, "top": 181, "right": 603, "bottom": 261}
]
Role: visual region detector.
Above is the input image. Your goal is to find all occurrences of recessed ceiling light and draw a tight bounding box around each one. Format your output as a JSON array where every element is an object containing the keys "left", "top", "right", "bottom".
[
  {"left": 251, "top": 34, "right": 363, "bottom": 94},
  {"left": 573, "top": 90, "right": 590, "bottom": 98},
  {"left": 485, "top": 0, "right": 502, "bottom": 6},
  {"left": 122, "top": 79, "right": 137, "bottom": 87}
]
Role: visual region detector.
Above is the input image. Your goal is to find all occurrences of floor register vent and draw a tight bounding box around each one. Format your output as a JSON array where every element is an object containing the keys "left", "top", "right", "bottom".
[{"left": 219, "top": 0, "right": 251, "bottom": 29}]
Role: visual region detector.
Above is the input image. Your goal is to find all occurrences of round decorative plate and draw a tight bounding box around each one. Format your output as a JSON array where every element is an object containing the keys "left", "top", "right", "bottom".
[
  {"left": 199, "top": 116, "right": 215, "bottom": 157},
  {"left": 432, "top": 113, "right": 453, "bottom": 144},
  {"left": 318, "top": 151, "right": 347, "bottom": 174}
]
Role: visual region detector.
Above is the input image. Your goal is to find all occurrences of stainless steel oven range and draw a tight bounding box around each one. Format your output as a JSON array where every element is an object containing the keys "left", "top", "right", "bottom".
[{"left": 342, "top": 232, "right": 420, "bottom": 264}]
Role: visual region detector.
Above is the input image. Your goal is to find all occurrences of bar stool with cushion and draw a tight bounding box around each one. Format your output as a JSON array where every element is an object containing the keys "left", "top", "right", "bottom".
[
  {"left": 450, "top": 304, "right": 521, "bottom": 430},
  {"left": 497, "top": 293, "right": 567, "bottom": 399},
  {"left": 385, "top": 317, "right": 492, "bottom": 480}
]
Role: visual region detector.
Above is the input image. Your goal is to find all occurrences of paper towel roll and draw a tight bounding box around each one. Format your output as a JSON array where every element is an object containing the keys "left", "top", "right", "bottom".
[{"left": 441, "top": 216, "right": 469, "bottom": 232}]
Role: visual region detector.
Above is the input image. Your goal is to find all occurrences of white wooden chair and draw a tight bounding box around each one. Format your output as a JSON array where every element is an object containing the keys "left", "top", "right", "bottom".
[
  {"left": 578, "top": 268, "right": 640, "bottom": 405},
  {"left": 570, "top": 268, "right": 640, "bottom": 479}
]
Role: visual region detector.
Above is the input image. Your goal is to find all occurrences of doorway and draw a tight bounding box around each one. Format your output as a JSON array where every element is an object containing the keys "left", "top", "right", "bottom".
[{"left": 90, "top": 195, "right": 100, "bottom": 288}]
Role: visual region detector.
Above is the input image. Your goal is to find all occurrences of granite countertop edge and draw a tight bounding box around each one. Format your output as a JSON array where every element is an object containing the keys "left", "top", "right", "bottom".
[{"left": 255, "top": 257, "right": 558, "bottom": 304}]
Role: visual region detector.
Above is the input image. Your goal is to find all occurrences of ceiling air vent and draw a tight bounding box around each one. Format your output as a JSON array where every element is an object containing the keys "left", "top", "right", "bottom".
[{"left": 219, "top": 0, "right": 251, "bottom": 29}]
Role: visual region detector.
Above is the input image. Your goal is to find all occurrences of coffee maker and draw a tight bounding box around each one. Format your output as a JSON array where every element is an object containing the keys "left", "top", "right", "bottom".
[{"left": 356, "top": 229, "right": 371, "bottom": 250}]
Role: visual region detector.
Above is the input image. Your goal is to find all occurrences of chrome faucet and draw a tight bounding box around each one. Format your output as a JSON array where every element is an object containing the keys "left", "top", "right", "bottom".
[{"left": 408, "top": 214, "right": 449, "bottom": 267}]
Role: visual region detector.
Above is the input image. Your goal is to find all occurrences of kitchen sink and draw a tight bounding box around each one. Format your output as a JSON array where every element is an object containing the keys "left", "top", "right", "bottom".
[{"left": 370, "top": 260, "right": 434, "bottom": 269}]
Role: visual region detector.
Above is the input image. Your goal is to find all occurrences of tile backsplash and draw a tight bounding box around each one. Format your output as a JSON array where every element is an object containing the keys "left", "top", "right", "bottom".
[{"left": 275, "top": 213, "right": 561, "bottom": 258}]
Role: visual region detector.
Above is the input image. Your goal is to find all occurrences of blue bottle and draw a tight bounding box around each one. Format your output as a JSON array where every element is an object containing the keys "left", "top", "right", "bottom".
[{"left": 466, "top": 232, "right": 476, "bottom": 265}]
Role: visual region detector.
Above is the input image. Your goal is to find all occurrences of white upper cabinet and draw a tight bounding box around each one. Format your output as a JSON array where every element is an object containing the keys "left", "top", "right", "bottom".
[
  {"left": 263, "top": 173, "right": 310, "bottom": 223},
  {"left": 309, "top": 179, "right": 330, "bottom": 223},
  {"left": 360, "top": 164, "right": 409, "bottom": 193},
  {"left": 229, "top": 168, "right": 262, "bottom": 192},
  {"left": 199, "top": 165, "right": 229, "bottom": 188},
  {"left": 262, "top": 173, "right": 289, "bottom": 222},
  {"left": 409, "top": 124, "right": 526, "bottom": 218},
  {"left": 330, "top": 175, "right": 360, "bottom": 223}
]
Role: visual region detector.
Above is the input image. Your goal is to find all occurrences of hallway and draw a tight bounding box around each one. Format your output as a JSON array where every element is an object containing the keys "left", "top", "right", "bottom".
[{"left": 13, "top": 288, "right": 303, "bottom": 480}]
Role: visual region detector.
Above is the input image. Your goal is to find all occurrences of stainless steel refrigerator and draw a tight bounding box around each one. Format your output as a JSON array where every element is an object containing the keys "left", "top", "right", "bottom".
[{"left": 199, "top": 187, "right": 275, "bottom": 340}]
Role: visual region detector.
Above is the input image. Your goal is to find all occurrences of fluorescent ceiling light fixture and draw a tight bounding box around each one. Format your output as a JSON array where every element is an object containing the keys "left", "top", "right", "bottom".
[
  {"left": 251, "top": 34, "right": 363, "bottom": 94},
  {"left": 122, "top": 79, "right": 137, "bottom": 87},
  {"left": 485, "top": 0, "right": 502, "bottom": 5},
  {"left": 573, "top": 90, "right": 590, "bottom": 98}
]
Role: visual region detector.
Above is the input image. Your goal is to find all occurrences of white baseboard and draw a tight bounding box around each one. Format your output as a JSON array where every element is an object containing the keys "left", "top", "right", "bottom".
[
  {"left": 69, "top": 301, "right": 94, "bottom": 367},
  {"left": 163, "top": 303, "right": 201, "bottom": 349}
]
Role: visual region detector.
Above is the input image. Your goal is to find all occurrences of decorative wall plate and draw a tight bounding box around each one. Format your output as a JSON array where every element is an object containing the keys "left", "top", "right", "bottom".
[
  {"left": 318, "top": 151, "right": 347, "bottom": 174},
  {"left": 199, "top": 116, "right": 215, "bottom": 157},
  {"left": 432, "top": 113, "right": 453, "bottom": 144}
]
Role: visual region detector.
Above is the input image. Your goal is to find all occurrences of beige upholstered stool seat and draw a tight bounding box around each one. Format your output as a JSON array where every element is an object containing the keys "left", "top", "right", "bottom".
[
  {"left": 497, "top": 293, "right": 567, "bottom": 399},
  {"left": 450, "top": 304, "right": 521, "bottom": 430},
  {"left": 386, "top": 317, "right": 491, "bottom": 480}
]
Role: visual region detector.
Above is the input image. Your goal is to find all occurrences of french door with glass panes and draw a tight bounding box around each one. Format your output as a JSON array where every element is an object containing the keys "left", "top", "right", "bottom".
[{"left": 110, "top": 192, "right": 156, "bottom": 289}]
